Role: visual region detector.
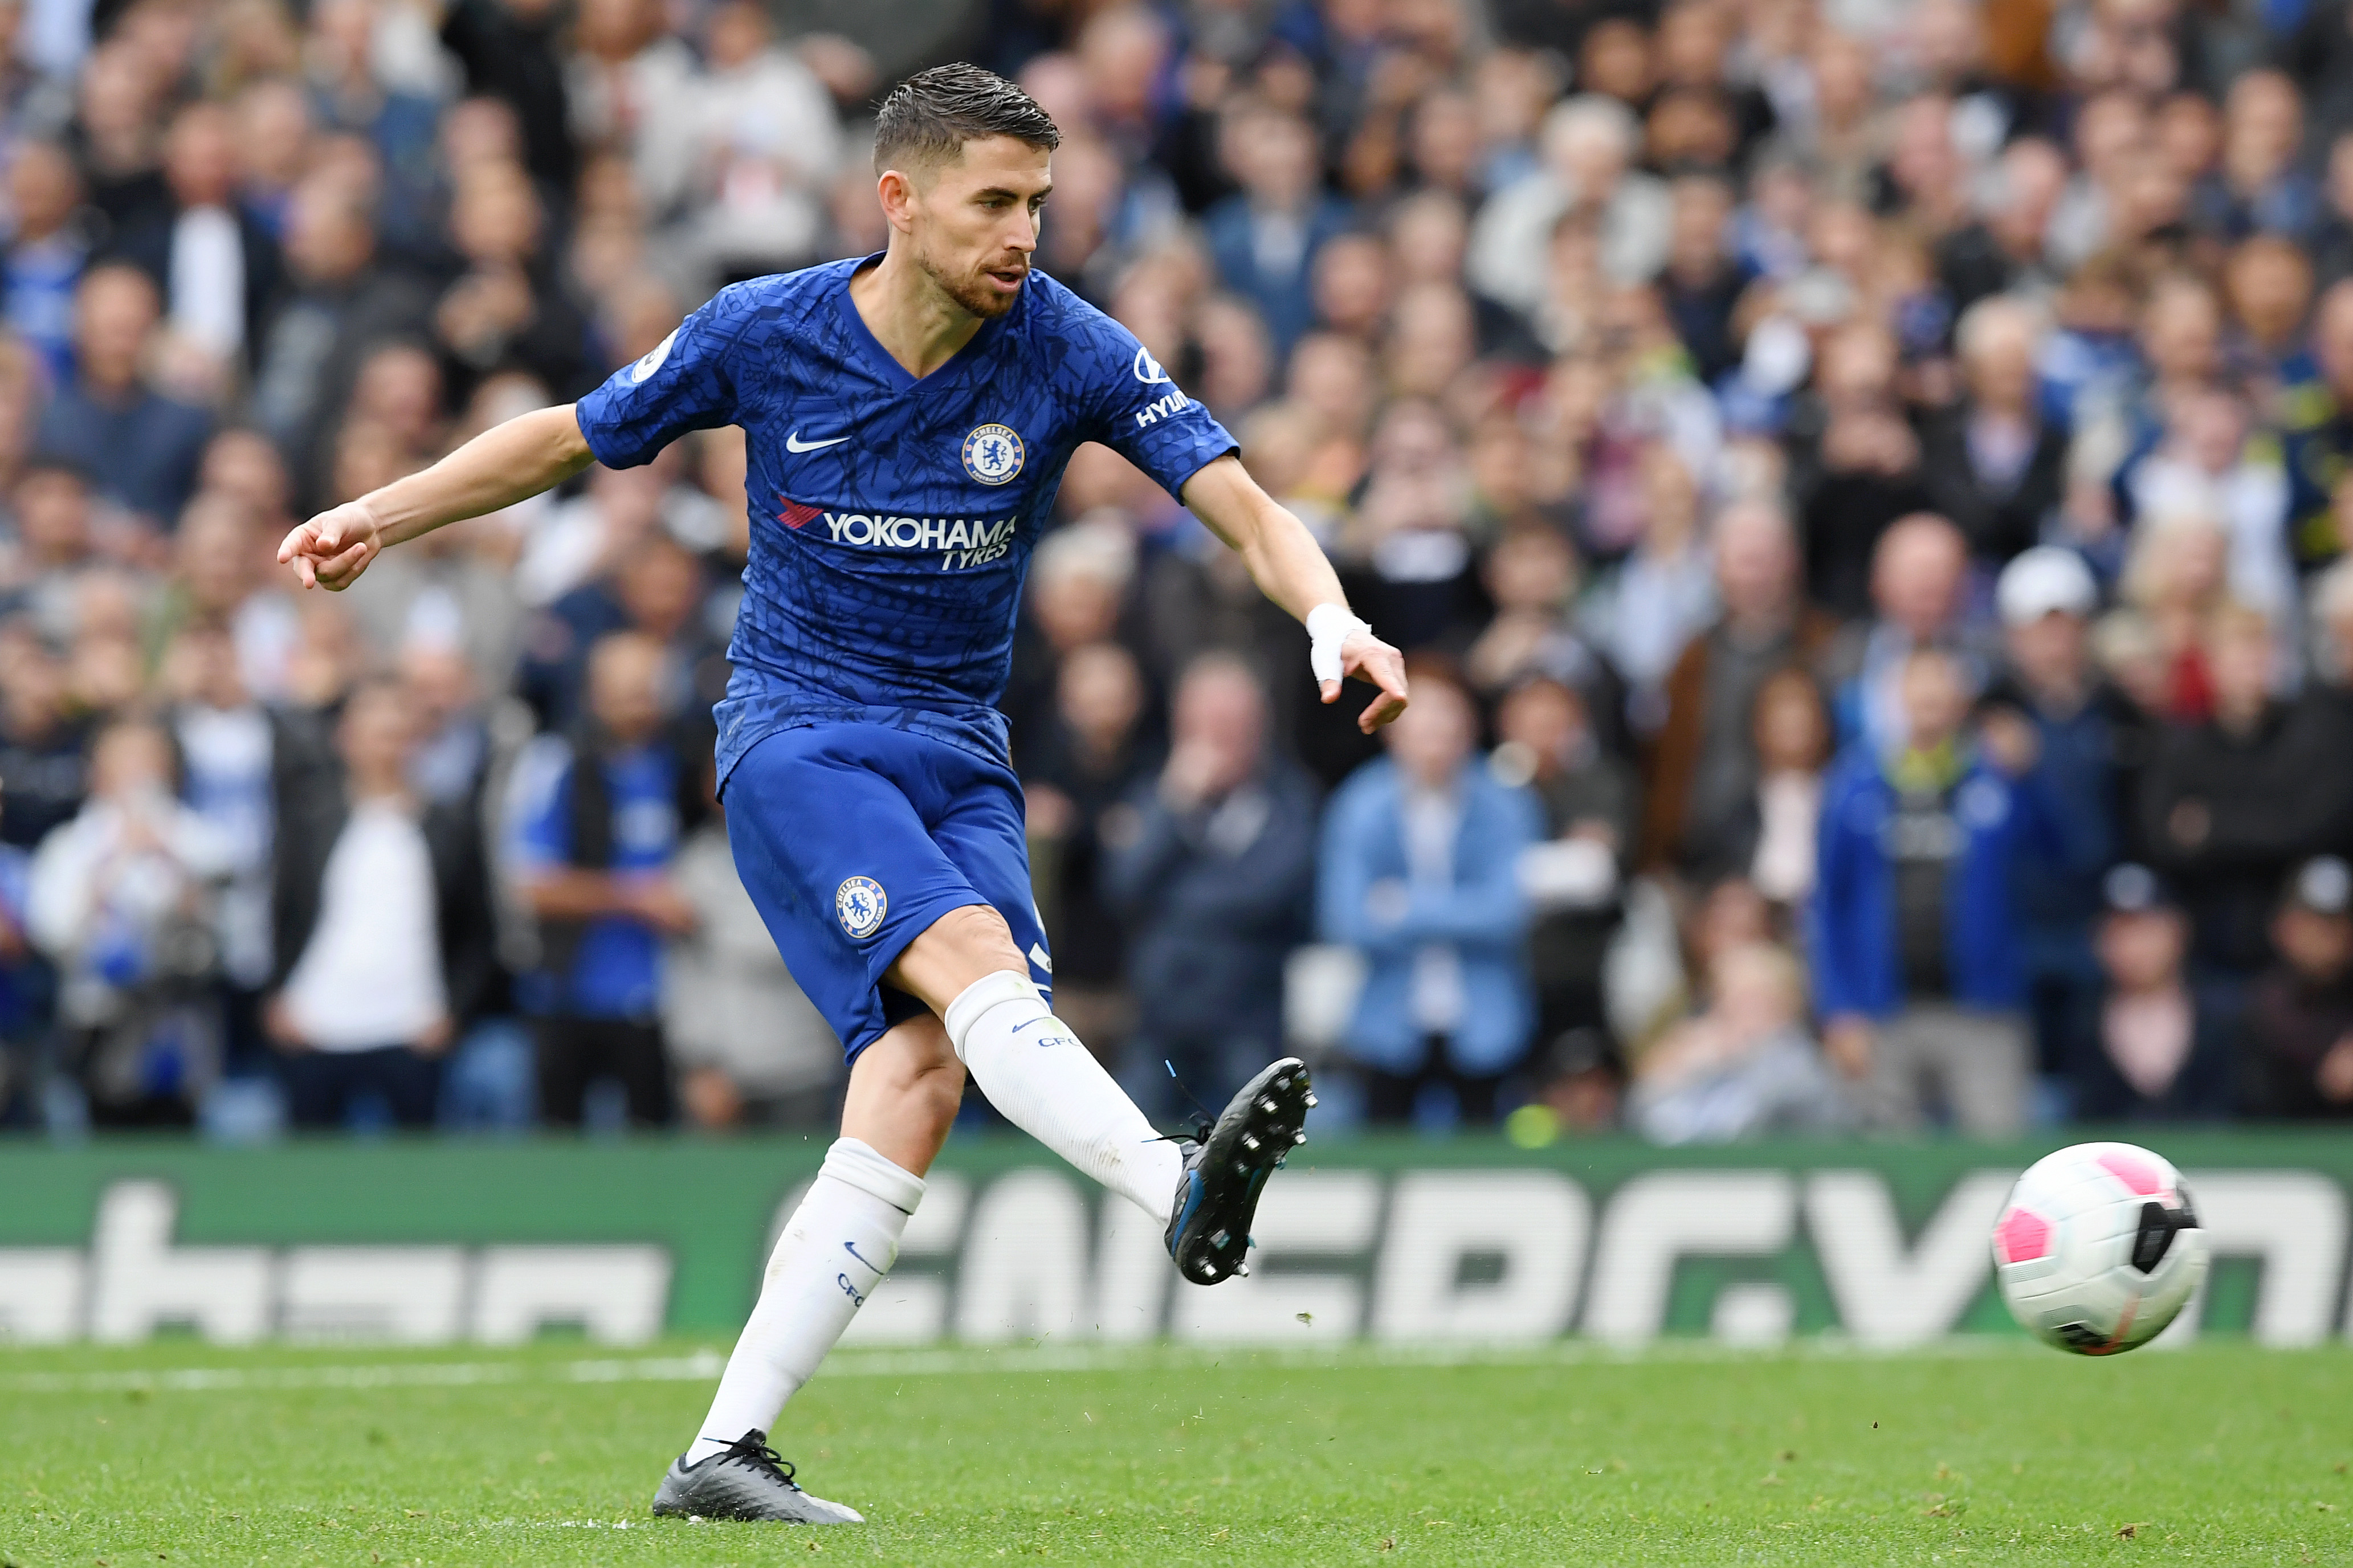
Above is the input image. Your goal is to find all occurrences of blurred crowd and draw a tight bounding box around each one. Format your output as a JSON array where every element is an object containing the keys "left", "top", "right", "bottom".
[{"left": 5, "top": 0, "right": 2353, "bottom": 1142}]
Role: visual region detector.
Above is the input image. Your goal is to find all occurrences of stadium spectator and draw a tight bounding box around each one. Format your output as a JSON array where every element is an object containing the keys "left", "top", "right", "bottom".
[
  {"left": 248, "top": 177, "right": 433, "bottom": 508},
  {"left": 2074, "top": 864, "right": 2239, "bottom": 1121},
  {"left": 1824, "top": 513, "right": 1984, "bottom": 755},
  {"left": 1468, "top": 95, "right": 1668, "bottom": 313},
  {"left": 664, "top": 762, "right": 842, "bottom": 1129},
  {"left": 32, "top": 263, "right": 213, "bottom": 525},
  {"left": 108, "top": 100, "right": 286, "bottom": 377},
  {"left": 1739, "top": 668, "right": 1834, "bottom": 910},
  {"left": 1810, "top": 648, "right": 2058, "bottom": 1136},
  {"left": 266, "top": 680, "right": 499, "bottom": 1130},
  {"left": 3, "top": 141, "right": 91, "bottom": 387},
  {"left": 1021, "top": 641, "right": 1152, "bottom": 1059},
  {"left": 1496, "top": 673, "right": 1634, "bottom": 1076},
  {"left": 1204, "top": 104, "right": 1352, "bottom": 360},
  {"left": 2241, "top": 855, "right": 2353, "bottom": 1119},
  {"left": 1319, "top": 663, "right": 1540, "bottom": 1126},
  {"left": 0, "top": 778, "right": 42, "bottom": 1127},
  {"left": 671, "top": 0, "right": 844, "bottom": 289},
  {"left": 2142, "top": 603, "right": 2353, "bottom": 982},
  {"left": 436, "top": 0, "right": 575, "bottom": 194},
  {"left": 1794, "top": 331, "right": 1934, "bottom": 619},
  {"left": 507, "top": 631, "right": 688, "bottom": 1129},
  {"left": 1987, "top": 547, "right": 2121, "bottom": 1116},
  {"left": 1920, "top": 298, "right": 2069, "bottom": 569},
  {"left": 164, "top": 619, "right": 291, "bottom": 1075},
  {"left": 1642, "top": 499, "right": 1832, "bottom": 875},
  {"left": 1626, "top": 941, "right": 1848, "bottom": 1144},
  {"left": 27, "top": 719, "right": 231, "bottom": 1128},
  {"left": 1100, "top": 654, "right": 1316, "bottom": 1117}
]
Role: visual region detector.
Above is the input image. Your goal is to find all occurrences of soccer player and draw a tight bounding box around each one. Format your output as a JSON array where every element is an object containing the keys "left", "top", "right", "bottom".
[{"left": 277, "top": 64, "right": 1406, "bottom": 1524}]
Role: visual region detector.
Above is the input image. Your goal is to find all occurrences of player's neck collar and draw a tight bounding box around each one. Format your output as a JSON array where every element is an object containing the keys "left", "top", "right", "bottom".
[{"left": 836, "top": 252, "right": 1021, "bottom": 394}]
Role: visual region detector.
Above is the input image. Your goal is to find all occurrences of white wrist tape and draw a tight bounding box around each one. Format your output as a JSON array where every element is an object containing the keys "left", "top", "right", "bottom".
[{"left": 1306, "top": 602, "right": 1372, "bottom": 685}]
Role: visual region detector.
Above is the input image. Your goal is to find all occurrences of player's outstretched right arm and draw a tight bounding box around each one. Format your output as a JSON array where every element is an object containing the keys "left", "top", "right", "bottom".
[{"left": 277, "top": 404, "right": 596, "bottom": 591}]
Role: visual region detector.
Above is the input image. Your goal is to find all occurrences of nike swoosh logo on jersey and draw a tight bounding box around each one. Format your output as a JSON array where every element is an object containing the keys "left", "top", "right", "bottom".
[{"left": 786, "top": 430, "right": 850, "bottom": 452}]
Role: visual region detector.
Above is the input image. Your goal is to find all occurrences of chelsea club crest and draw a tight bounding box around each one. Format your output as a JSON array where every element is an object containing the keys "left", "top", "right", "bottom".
[
  {"left": 836, "top": 876, "right": 887, "bottom": 939},
  {"left": 961, "top": 423, "right": 1025, "bottom": 485}
]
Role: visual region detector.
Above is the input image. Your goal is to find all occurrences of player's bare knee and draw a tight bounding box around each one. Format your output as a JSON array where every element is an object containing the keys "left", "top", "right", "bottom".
[
  {"left": 933, "top": 904, "right": 1022, "bottom": 969},
  {"left": 890, "top": 903, "right": 1027, "bottom": 1011}
]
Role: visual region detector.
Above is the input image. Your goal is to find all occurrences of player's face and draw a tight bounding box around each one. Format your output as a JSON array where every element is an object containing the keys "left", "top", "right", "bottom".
[{"left": 906, "top": 136, "right": 1051, "bottom": 319}]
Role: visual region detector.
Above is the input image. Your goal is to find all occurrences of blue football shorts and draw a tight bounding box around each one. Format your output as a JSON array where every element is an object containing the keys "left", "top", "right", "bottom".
[{"left": 721, "top": 722, "right": 1052, "bottom": 1061}]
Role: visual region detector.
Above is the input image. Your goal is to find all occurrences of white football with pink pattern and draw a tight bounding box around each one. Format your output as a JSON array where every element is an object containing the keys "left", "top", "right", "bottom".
[{"left": 1990, "top": 1141, "right": 2208, "bottom": 1355}]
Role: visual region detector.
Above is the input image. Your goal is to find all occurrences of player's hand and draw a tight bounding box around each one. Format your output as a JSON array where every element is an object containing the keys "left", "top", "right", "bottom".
[
  {"left": 1324, "top": 629, "right": 1408, "bottom": 733},
  {"left": 279, "top": 500, "right": 386, "bottom": 591}
]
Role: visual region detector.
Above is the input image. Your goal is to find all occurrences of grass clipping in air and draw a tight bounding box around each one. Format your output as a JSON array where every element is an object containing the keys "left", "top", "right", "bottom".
[{"left": 2, "top": 1341, "right": 2349, "bottom": 1564}]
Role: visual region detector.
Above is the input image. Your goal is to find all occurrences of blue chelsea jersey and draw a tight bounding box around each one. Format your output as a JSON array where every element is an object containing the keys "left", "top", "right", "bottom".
[{"left": 574, "top": 256, "right": 1238, "bottom": 780}]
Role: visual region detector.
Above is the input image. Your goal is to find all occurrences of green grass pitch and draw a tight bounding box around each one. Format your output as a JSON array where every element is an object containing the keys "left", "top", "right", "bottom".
[{"left": 2, "top": 1341, "right": 2349, "bottom": 1565}]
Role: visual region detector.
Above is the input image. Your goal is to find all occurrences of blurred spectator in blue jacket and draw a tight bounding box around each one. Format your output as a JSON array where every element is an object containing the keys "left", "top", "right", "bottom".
[
  {"left": 1204, "top": 104, "right": 1353, "bottom": 361},
  {"left": 2073, "top": 864, "right": 2238, "bottom": 1121},
  {"left": 1319, "top": 662, "right": 1541, "bottom": 1127},
  {"left": 1985, "top": 546, "right": 2120, "bottom": 1121},
  {"left": 32, "top": 264, "right": 213, "bottom": 527},
  {"left": 1812, "top": 646, "right": 2064, "bottom": 1136},
  {"left": 507, "top": 631, "right": 691, "bottom": 1129},
  {"left": 1101, "top": 654, "right": 1316, "bottom": 1118},
  {"left": 3, "top": 142, "right": 89, "bottom": 389}
]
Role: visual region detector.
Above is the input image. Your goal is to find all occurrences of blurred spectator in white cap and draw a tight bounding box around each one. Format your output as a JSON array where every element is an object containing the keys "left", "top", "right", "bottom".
[
  {"left": 1984, "top": 545, "right": 2126, "bottom": 1120},
  {"left": 2241, "top": 855, "right": 2353, "bottom": 1119}
]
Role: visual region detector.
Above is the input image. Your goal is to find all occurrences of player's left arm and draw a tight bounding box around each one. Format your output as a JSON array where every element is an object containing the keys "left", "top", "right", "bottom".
[{"left": 1180, "top": 454, "right": 1408, "bottom": 733}]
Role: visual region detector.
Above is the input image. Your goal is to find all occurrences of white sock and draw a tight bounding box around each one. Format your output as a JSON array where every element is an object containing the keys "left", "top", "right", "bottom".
[
  {"left": 944, "top": 971, "right": 1184, "bottom": 1225},
  {"left": 684, "top": 1137, "right": 923, "bottom": 1464}
]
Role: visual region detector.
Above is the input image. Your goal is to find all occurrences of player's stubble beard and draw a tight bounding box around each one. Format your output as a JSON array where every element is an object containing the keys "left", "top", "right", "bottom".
[{"left": 914, "top": 234, "right": 1027, "bottom": 321}]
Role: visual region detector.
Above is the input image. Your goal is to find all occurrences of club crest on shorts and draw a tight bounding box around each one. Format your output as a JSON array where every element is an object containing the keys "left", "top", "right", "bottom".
[
  {"left": 961, "top": 423, "right": 1025, "bottom": 485},
  {"left": 835, "top": 876, "right": 887, "bottom": 939}
]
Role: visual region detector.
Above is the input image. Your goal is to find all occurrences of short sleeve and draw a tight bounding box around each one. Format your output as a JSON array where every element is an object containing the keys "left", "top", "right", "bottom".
[
  {"left": 574, "top": 289, "right": 753, "bottom": 469},
  {"left": 1074, "top": 307, "right": 1238, "bottom": 500}
]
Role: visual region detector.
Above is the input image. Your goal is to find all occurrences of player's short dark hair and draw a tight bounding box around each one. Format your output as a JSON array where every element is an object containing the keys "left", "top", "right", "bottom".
[{"left": 872, "top": 64, "right": 1060, "bottom": 179}]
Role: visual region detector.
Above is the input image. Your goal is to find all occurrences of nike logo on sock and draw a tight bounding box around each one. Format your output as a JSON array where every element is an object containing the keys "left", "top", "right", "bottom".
[
  {"left": 785, "top": 430, "right": 849, "bottom": 452},
  {"left": 842, "top": 1240, "right": 883, "bottom": 1273}
]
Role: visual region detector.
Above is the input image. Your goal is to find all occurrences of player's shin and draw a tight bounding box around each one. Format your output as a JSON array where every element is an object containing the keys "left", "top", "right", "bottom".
[
  {"left": 944, "top": 971, "right": 1184, "bottom": 1223},
  {"left": 684, "top": 1137, "right": 922, "bottom": 1464}
]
